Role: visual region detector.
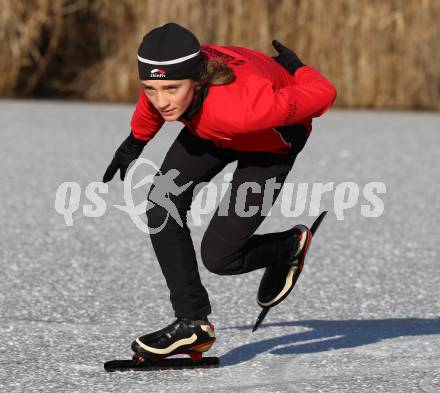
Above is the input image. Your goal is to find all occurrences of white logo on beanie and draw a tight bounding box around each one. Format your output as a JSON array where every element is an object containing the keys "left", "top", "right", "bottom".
[{"left": 150, "top": 68, "right": 167, "bottom": 78}]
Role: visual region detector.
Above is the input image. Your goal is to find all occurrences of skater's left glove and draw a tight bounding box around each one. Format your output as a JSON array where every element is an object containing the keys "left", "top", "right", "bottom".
[
  {"left": 271, "top": 39, "right": 304, "bottom": 76},
  {"left": 102, "top": 132, "right": 147, "bottom": 182}
]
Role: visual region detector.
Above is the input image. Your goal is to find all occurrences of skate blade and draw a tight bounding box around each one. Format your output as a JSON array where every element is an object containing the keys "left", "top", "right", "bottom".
[{"left": 104, "top": 356, "right": 219, "bottom": 372}]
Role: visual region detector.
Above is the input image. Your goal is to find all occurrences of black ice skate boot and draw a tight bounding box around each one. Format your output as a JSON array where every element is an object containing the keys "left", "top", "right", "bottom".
[
  {"left": 257, "top": 225, "right": 311, "bottom": 308},
  {"left": 131, "top": 318, "right": 216, "bottom": 362}
]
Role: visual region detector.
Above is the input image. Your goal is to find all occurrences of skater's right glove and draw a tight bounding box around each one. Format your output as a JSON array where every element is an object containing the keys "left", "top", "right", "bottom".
[
  {"left": 271, "top": 39, "right": 305, "bottom": 76},
  {"left": 102, "top": 132, "right": 147, "bottom": 182}
]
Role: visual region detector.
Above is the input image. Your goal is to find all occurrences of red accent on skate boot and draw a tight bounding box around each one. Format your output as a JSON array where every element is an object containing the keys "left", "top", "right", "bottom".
[
  {"left": 209, "top": 322, "right": 215, "bottom": 331},
  {"left": 178, "top": 338, "right": 216, "bottom": 361},
  {"left": 189, "top": 339, "right": 216, "bottom": 350},
  {"left": 184, "top": 350, "right": 203, "bottom": 361},
  {"left": 132, "top": 353, "right": 145, "bottom": 364}
]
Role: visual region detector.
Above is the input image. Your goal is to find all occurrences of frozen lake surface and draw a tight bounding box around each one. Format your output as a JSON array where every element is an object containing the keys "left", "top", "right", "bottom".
[{"left": 0, "top": 100, "right": 439, "bottom": 392}]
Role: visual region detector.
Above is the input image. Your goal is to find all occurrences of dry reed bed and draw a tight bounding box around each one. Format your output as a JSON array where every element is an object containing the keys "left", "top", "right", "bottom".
[{"left": 1, "top": 0, "right": 439, "bottom": 109}]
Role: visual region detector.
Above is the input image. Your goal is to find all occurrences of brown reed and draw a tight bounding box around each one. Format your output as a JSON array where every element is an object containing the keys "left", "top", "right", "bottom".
[{"left": 0, "top": 0, "right": 439, "bottom": 110}]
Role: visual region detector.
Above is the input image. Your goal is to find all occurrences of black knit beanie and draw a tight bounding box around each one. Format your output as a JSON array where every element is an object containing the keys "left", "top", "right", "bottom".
[{"left": 137, "top": 23, "right": 205, "bottom": 81}]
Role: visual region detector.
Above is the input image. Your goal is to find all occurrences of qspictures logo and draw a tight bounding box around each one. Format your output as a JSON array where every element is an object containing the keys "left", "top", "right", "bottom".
[{"left": 54, "top": 158, "right": 387, "bottom": 234}]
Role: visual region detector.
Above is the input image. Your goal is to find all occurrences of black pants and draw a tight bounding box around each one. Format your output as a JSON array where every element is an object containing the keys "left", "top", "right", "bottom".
[{"left": 146, "top": 126, "right": 305, "bottom": 320}]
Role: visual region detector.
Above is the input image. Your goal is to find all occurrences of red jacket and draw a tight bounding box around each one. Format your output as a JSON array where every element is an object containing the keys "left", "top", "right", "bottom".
[{"left": 130, "top": 44, "right": 337, "bottom": 155}]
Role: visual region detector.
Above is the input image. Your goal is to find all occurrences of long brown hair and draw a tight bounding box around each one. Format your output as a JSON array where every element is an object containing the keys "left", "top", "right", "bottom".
[{"left": 198, "top": 57, "right": 236, "bottom": 88}]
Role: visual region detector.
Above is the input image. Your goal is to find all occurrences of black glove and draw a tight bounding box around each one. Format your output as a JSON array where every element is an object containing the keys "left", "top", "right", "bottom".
[
  {"left": 271, "top": 39, "right": 304, "bottom": 75},
  {"left": 102, "top": 132, "right": 147, "bottom": 182}
]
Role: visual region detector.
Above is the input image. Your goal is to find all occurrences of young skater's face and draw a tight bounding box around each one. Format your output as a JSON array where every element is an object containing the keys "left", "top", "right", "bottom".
[{"left": 141, "top": 79, "right": 197, "bottom": 121}]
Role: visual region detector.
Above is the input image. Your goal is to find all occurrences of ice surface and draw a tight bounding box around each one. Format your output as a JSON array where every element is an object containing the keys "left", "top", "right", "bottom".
[{"left": 0, "top": 100, "right": 439, "bottom": 392}]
